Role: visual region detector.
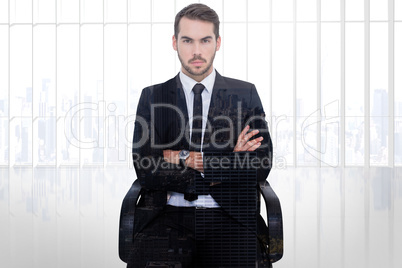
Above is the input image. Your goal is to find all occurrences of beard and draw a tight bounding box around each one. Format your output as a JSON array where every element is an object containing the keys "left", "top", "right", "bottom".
[{"left": 177, "top": 51, "right": 216, "bottom": 78}]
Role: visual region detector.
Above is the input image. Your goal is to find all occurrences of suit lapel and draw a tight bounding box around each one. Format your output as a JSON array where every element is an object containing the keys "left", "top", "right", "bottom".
[
  {"left": 172, "top": 74, "right": 191, "bottom": 149},
  {"left": 171, "top": 71, "right": 232, "bottom": 150},
  {"left": 203, "top": 72, "right": 227, "bottom": 147}
]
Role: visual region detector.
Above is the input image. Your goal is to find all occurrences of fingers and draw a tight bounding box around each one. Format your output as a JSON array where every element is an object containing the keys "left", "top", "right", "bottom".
[
  {"left": 163, "top": 150, "right": 180, "bottom": 164},
  {"left": 234, "top": 126, "right": 264, "bottom": 152},
  {"left": 243, "top": 129, "right": 260, "bottom": 142},
  {"left": 163, "top": 149, "right": 172, "bottom": 160},
  {"left": 244, "top": 136, "right": 263, "bottom": 151},
  {"left": 236, "top": 126, "right": 258, "bottom": 146},
  {"left": 247, "top": 137, "right": 263, "bottom": 151},
  {"left": 186, "top": 152, "right": 204, "bottom": 173},
  {"left": 239, "top": 125, "right": 250, "bottom": 138}
]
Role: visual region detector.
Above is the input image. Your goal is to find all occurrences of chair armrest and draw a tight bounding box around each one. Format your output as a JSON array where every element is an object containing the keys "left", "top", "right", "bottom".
[
  {"left": 119, "top": 179, "right": 142, "bottom": 263},
  {"left": 259, "top": 180, "right": 284, "bottom": 263}
]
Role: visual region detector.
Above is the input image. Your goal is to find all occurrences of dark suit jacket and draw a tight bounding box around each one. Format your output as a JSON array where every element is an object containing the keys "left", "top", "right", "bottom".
[{"left": 131, "top": 71, "right": 273, "bottom": 236}]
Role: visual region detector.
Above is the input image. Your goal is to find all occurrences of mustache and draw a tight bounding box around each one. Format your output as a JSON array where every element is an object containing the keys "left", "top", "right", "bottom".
[{"left": 188, "top": 55, "right": 207, "bottom": 64}]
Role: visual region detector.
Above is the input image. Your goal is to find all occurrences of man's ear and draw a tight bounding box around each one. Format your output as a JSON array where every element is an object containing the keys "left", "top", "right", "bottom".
[
  {"left": 216, "top": 36, "right": 221, "bottom": 51},
  {"left": 172, "top": 35, "right": 178, "bottom": 51}
]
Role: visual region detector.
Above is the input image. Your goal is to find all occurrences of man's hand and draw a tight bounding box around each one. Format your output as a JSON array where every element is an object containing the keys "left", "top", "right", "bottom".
[
  {"left": 162, "top": 125, "right": 261, "bottom": 172},
  {"left": 163, "top": 149, "right": 180, "bottom": 164},
  {"left": 163, "top": 150, "right": 204, "bottom": 173},
  {"left": 233, "top": 125, "right": 263, "bottom": 152},
  {"left": 185, "top": 151, "right": 204, "bottom": 173}
]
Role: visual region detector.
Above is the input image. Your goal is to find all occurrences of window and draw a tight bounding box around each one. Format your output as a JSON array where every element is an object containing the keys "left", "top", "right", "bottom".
[{"left": 0, "top": 0, "right": 399, "bottom": 167}]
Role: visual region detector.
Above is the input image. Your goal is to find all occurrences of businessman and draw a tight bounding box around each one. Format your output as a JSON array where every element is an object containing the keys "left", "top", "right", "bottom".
[{"left": 128, "top": 3, "right": 273, "bottom": 268}]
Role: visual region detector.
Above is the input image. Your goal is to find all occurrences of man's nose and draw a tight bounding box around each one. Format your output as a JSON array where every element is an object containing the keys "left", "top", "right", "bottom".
[{"left": 192, "top": 42, "right": 201, "bottom": 55}]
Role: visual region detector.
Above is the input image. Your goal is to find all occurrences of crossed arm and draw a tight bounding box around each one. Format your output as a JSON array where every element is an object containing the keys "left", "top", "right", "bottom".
[
  {"left": 163, "top": 125, "right": 264, "bottom": 173},
  {"left": 133, "top": 84, "right": 272, "bottom": 192}
]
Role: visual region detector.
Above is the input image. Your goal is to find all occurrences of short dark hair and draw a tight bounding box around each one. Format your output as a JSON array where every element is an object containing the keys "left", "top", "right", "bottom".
[{"left": 174, "top": 3, "right": 220, "bottom": 39}]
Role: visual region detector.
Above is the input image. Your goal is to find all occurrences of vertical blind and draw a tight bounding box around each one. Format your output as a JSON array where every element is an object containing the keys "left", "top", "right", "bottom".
[{"left": 0, "top": 0, "right": 401, "bottom": 168}]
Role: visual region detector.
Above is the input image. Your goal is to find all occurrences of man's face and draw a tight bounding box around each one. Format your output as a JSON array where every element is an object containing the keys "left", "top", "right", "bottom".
[{"left": 173, "top": 17, "right": 221, "bottom": 82}]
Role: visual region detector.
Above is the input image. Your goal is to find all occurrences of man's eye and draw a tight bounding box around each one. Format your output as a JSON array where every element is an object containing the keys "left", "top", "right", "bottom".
[
  {"left": 202, "top": 39, "right": 210, "bottom": 43},
  {"left": 183, "top": 39, "right": 191, "bottom": 43}
]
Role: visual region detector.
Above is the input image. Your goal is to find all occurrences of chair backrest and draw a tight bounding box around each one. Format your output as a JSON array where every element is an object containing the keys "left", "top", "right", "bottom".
[
  {"left": 118, "top": 179, "right": 284, "bottom": 264},
  {"left": 259, "top": 180, "right": 284, "bottom": 263},
  {"left": 118, "top": 180, "right": 142, "bottom": 263}
]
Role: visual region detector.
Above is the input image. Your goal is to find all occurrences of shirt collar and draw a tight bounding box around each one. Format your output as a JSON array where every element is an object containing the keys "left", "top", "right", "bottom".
[{"left": 179, "top": 69, "right": 216, "bottom": 95}]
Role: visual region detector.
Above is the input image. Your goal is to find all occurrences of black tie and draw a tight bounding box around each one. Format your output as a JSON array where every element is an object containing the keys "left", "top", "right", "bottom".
[
  {"left": 184, "top": 83, "right": 204, "bottom": 202},
  {"left": 190, "top": 83, "right": 205, "bottom": 151}
]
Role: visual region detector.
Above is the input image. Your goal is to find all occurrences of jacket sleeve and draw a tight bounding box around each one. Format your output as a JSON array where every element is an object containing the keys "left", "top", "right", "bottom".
[
  {"left": 132, "top": 87, "right": 196, "bottom": 193},
  {"left": 202, "top": 84, "right": 273, "bottom": 184}
]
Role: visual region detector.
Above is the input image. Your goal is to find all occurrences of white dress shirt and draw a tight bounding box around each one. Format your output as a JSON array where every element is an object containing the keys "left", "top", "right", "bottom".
[{"left": 166, "top": 69, "right": 220, "bottom": 208}]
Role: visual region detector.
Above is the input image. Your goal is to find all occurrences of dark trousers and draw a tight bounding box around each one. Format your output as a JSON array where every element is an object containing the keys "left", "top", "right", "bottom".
[{"left": 127, "top": 205, "right": 269, "bottom": 268}]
